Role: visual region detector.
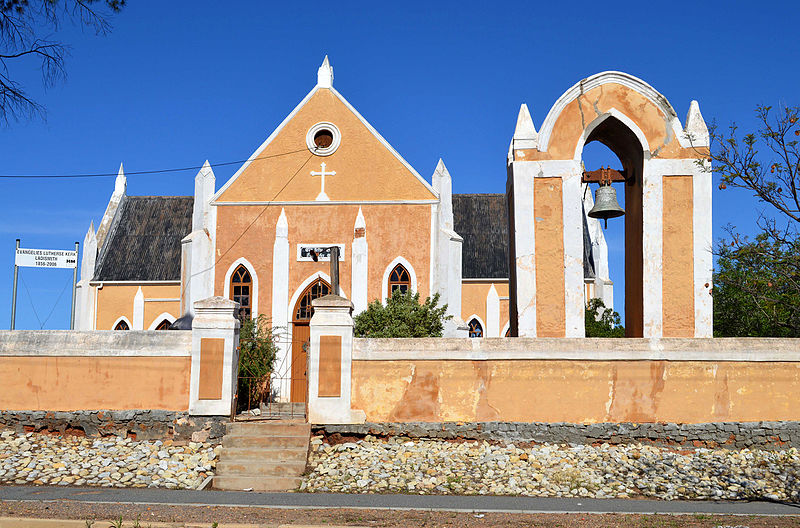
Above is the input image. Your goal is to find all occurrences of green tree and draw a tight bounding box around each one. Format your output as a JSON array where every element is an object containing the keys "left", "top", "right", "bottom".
[
  {"left": 701, "top": 104, "right": 800, "bottom": 336},
  {"left": 354, "top": 291, "right": 451, "bottom": 338},
  {"left": 1, "top": 0, "right": 124, "bottom": 123},
  {"left": 584, "top": 298, "right": 625, "bottom": 337},
  {"left": 236, "top": 314, "right": 279, "bottom": 412}
]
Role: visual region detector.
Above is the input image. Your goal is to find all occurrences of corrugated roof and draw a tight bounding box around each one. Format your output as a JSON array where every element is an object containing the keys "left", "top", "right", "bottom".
[
  {"left": 453, "top": 193, "right": 509, "bottom": 279},
  {"left": 93, "top": 196, "right": 193, "bottom": 281}
]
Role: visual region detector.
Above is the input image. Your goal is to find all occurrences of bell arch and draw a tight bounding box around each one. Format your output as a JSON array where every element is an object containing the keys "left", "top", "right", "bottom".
[{"left": 507, "top": 71, "right": 713, "bottom": 338}]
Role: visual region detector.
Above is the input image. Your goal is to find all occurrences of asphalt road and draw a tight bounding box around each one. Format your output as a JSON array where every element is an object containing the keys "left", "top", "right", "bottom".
[{"left": 1, "top": 486, "right": 799, "bottom": 516}]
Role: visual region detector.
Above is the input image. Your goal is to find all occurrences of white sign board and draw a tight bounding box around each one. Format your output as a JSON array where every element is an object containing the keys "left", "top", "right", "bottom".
[{"left": 15, "top": 248, "right": 78, "bottom": 269}]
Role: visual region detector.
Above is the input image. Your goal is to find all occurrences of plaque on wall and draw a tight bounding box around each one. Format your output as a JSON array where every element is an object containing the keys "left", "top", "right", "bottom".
[{"left": 297, "top": 244, "right": 345, "bottom": 262}]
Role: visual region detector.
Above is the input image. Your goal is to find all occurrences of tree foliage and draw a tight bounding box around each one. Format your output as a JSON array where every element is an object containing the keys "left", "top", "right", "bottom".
[
  {"left": 1, "top": 0, "right": 124, "bottom": 123},
  {"left": 584, "top": 298, "right": 625, "bottom": 337},
  {"left": 354, "top": 291, "right": 451, "bottom": 338},
  {"left": 236, "top": 314, "right": 279, "bottom": 412},
  {"left": 704, "top": 104, "right": 800, "bottom": 336}
]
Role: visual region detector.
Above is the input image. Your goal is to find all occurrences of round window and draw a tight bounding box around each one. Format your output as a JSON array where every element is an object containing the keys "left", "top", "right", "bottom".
[{"left": 306, "top": 122, "right": 341, "bottom": 156}]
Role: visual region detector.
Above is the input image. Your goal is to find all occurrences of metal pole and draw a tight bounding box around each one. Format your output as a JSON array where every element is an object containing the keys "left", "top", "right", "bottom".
[
  {"left": 70, "top": 241, "right": 79, "bottom": 330},
  {"left": 329, "top": 246, "right": 339, "bottom": 296},
  {"left": 10, "top": 238, "right": 19, "bottom": 330}
]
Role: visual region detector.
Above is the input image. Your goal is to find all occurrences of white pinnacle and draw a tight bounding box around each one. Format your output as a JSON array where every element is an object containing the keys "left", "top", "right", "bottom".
[
  {"left": 276, "top": 208, "right": 288, "bottom": 238},
  {"left": 114, "top": 162, "right": 127, "bottom": 195},
  {"left": 317, "top": 55, "right": 334, "bottom": 88},
  {"left": 354, "top": 207, "right": 366, "bottom": 230},
  {"left": 684, "top": 100, "right": 709, "bottom": 147},
  {"left": 513, "top": 104, "right": 538, "bottom": 149}
]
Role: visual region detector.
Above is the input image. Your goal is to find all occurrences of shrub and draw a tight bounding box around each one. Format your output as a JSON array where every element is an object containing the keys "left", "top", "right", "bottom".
[
  {"left": 236, "top": 314, "right": 279, "bottom": 412},
  {"left": 354, "top": 291, "right": 451, "bottom": 338},
  {"left": 585, "top": 298, "right": 625, "bottom": 337}
]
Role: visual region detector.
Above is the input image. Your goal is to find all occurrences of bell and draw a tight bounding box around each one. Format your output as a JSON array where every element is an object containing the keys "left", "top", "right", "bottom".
[{"left": 588, "top": 184, "right": 625, "bottom": 229}]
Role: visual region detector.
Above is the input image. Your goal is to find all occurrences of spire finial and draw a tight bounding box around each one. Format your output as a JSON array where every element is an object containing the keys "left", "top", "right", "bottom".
[
  {"left": 513, "top": 104, "right": 538, "bottom": 149},
  {"left": 114, "top": 162, "right": 127, "bottom": 195},
  {"left": 684, "top": 100, "right": 709, "bottom": 147},
  {"left": 317, "top": 55, "right": 333, "bottom": 88}
]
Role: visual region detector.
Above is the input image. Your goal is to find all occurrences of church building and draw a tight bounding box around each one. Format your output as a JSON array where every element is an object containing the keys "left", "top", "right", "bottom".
[{"left": 74, "top": 58, "right": 712, "bottom": 401}]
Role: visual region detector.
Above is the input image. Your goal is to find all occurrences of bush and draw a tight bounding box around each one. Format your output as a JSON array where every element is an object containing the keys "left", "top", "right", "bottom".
[
  {"left": 585, "top": 298, "right": 625, "bottom": 337},
  {"left": 354, "top": 291, "right": 451, "bottom": 337},
  {"left": 236, "top": 314, "right": 279, "bottom": 412}
]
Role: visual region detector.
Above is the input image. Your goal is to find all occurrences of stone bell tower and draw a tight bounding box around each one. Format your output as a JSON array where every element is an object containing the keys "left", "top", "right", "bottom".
[{"left": 507, "top": 71, "right": 712, "bottom": 338}]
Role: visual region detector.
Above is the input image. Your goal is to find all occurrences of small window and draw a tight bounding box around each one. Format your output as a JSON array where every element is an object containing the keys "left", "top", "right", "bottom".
[
  {"left": 230, "top": 265, "right": 252, "bottom": 320},
  {"left": 114, "top": 320, "right": 130, "bottom": 331},
  {"left": 468, "top": 318, "right": 483, "bottom": 338},
  {"left": 155, "top": 319, "right": 171, "bottom": 330},
  {"left": 388, "top": 264, "right": 411, "bottom": 296}
]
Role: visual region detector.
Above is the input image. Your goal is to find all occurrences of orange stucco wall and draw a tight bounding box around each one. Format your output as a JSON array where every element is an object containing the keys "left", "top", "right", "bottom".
[
  {"left": 534, "top": 179, "right": 565, "bottom": 337},
  {"left": 94, "top": 284, "right": 180, "bottom": 330},
  {"left": 216, "top": 88, "right": 436, "bottom": 203},
  {"left": 214, "top": 204, "right": 432, "bottom": 314},
  {"left": 352, "top": 359, "right": 800, "bottom": 424},
  {"left": 461, "top": 281, "right": 510, "bottom": 334},
  {"left": 0, "top": 356, "right": 190, "bottom": 411},
  {"left": 662, "top": 176, "right": 695, "bottom": 337}
]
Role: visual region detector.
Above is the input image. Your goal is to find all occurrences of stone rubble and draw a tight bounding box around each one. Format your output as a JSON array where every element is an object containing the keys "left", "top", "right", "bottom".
[
  {"left": 0, "top": 430, "right": 219, "bottom": 489},
  {"left": 303, "top": 435, "right": 800, "bottom": 501}
]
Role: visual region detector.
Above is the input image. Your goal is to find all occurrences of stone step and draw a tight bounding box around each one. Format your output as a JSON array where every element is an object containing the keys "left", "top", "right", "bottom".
[
  {"left": 216, "top": 459, "right": 307, "bottom": 476},
  {"left": 222, "top": 434, "right": 309, "bottom": 449},
  {"left": 213, "top": 474, "right": 303, "bottom": 492},
  {"left": 219, "top": 446, "right": 308, "bottom": 463},
  {"left": 226, "top": 421, "right": 311, "bottom": 436}
]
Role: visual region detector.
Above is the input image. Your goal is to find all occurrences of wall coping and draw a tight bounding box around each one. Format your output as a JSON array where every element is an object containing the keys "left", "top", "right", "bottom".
[
  {"left": 353, "top": 337, "right": 800, "bottom": 362},
  {"left": 0, "top": 330, "right": 192, "bottom": 357}
]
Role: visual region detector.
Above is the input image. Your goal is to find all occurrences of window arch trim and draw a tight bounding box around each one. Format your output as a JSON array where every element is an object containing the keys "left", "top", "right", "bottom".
[
  {"left": 222, "top": 257, "right": 259, "bottom": 317},
  {"left": 111, "top": 316, "right": 131, "bottom": 330},
  {"left": 287, "top": 271, "right": 346, "bottom": 324},
  {"left": 148, "top": 312, "right": 176, "bottom": 330},
  {"left": 466, "top": 314, "right": 485, "bottom": 338},
  {"left": 381, "top": 256, "right": 418, "bottom": 303}
]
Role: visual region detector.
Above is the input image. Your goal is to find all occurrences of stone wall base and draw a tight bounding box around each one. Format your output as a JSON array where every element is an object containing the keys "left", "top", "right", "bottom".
[
  {"left": 0, "top": 410, "right": 228, "bottom": 442},
  {"left": 316, "top": 421, "right": 800, "bottom": 450}
]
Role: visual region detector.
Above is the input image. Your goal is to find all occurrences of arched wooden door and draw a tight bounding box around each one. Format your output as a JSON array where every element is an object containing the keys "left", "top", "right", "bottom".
[{"left": 291, "top": 278, "right": 331, "bottom": 402}]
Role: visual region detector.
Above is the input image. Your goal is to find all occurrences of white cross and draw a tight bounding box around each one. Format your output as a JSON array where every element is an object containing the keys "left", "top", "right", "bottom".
[{"left": 310, "top": 162, "right": 336, "bottom": 201}]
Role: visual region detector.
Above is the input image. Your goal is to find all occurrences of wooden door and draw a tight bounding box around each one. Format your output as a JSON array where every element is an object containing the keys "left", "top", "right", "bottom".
[
  {"left": 290, "top": 278, "right": 331, "bottom": 403},
  {"left": 290, "top": 323, "right": 310, "bottom": 402}
]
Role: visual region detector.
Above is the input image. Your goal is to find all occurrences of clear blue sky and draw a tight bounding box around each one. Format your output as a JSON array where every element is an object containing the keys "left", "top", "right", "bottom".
[{"left": 1, "top": 0, "right": 798, "bottom": 329}]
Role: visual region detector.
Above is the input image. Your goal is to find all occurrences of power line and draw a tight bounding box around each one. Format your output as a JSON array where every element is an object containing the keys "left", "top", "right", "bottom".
[{"left": 0, "top": 148, "right": 311, "bottom": 179}]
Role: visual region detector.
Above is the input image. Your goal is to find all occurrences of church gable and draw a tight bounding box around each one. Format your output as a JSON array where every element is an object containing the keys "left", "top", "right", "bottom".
[{"left": 214, "top": 73, "right": 437, "bottom": 204}]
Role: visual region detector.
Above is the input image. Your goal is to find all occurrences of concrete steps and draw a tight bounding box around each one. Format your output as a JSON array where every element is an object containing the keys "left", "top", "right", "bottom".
[{"left": 213, "top": 421, "right": 311, "bottom": 492}]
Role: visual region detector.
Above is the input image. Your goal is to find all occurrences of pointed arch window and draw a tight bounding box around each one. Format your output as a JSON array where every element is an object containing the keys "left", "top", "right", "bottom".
[
  {"left": 155, "top": 319, "right": 171, "bottom": 330},
  {"left": 114, "top": 320, "right": 130, "bottom": 331},
  {"left": 468, "top": 318, "right": 483, "bottom": 338},
  {"left": 388, "top": 264, "right": 411, "bottom": 296},
  {"left": 230, "top": 265, "right": 252, "bottom": 320},
  {"left": 294, "top": 279, "right": 331, "bottom": 322}
]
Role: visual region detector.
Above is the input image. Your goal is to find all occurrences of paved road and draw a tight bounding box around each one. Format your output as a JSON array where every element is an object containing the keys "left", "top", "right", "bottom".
[{"left": 1, "top": 486, "right": 798, "bottom": 516}]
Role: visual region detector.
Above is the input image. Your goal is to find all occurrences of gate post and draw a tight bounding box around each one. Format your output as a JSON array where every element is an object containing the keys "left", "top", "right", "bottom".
[
  {"left": 308, "top": 294, "right": 365, "bottom": 424},
  {"left": 189, "top": 296, "right": 240, "bottom": 416}
]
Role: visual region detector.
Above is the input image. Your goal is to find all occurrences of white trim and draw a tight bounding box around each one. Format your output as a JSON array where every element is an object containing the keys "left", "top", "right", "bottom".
[
  {"left": 305, "top": 121, "right": 341, "bottom": 156},
  {"left": 466, "top": 314, "right": 486, "bottom": 338},
  {"left": 501, "top": 322, "right": 511, "bottom": 337},
  {"left": 110, "top": 316, "right": 131, "bottom": 330},
  {"left": 693, "top": 159, "right": 713, "bottom": 337},
  {"left": 352, "top": 338, "right": 800, "bottom": 362},
  {"left": 573, "top": 108, "right": 651, "bottom": 160},
  {"left": 212, "top": 200, "right": 439, "bottom": 206},
  {"left": 429, "top": 203, "right": 437, "bottom": 298},
  {"left": 0, "top": 330, "right": 192, "bottom": 357},
  {"left": 538, "top": 71, "right": 686, "bottom": 153},
  {"left": 89, "top": 281, "right": 180, "bottom": 286},
  {"left": 147, "top": 312, "right": 176, "bottom": 330},
  {"left": 144, "top": 298, "right": 180, "bottom": 303},
  {"left": 380, "top": 256, "right": 418, "bottom": 303},
  {"left": 462, "top": 277, "right": 509, "bottom": 283},
  {"left": 222, "top": 257, "right": 259, "bottom": 317}
]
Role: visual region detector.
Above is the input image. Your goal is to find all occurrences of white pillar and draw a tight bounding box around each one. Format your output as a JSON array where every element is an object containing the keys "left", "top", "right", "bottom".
[
  {"left": 351, "top": 208, "right": 368, "bottom": 315},
  {"left": 643, "top": 158, "right": 664, "bottom": 338},
  {"left": 132, "top": 286, "right": 144, "bottom": 330},
  {"left": 75, "top": 222, "right": 98, "bottom": 330},
  {"left": 308, "top": 295, "right": 365, "bottom": 424},
  {"left": 508, "top": 159, "right": 537, "bottom": 336},
  {"left": 189, "top": 296, "right": 240, "bottom": 416},
  {"left": 486, "top": 284, "right": 500, "bottom": 337},
  {"left": 562, "top": 164, "right": 585, "bottom": 337},
  {"left": 271, "top": 209, "right": 290, "bottom": 402}
]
